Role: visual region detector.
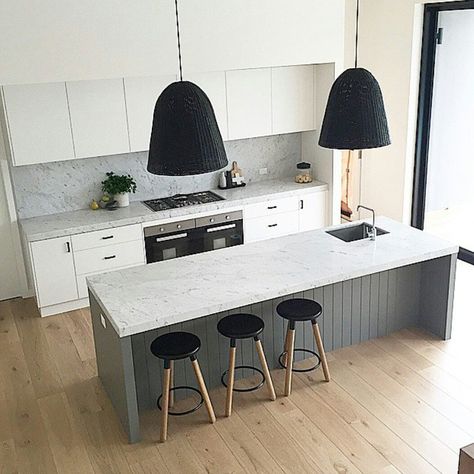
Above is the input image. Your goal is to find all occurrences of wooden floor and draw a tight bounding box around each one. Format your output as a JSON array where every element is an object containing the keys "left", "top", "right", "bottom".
[{"left": 1, "top": 263, "right": 473, "bottom": 473}]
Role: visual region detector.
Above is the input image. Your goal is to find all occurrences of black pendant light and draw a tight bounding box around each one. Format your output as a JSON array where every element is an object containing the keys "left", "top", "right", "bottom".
[
  {"left": 147, "top": 0, "right": 228, "bottom": 176},
  {"left": 319, "top": 0, "right": 390, "bottom": 150}
]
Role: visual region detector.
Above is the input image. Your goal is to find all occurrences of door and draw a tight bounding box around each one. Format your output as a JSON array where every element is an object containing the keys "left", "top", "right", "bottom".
[
  {"left": 299, "top": 192, "right": 327, "bottom": 232},
  {"left": 0, "top": 160, "right": 22, "bottom": 300},
  {"left": 30, "top": 236, "right": 78, "bottom": 307},
  {"left": 413, "top": 4, "right": 474, "bottom": 264}
]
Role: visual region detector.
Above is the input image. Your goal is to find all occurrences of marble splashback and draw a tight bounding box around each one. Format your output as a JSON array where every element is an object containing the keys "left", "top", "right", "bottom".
[{"left": 11, "top": 133, "right": 301, "bottom": 219}]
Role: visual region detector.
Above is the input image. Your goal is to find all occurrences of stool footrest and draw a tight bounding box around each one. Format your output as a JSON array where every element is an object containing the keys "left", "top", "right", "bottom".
[
  {"left": 279, "top": 348, "right": 321, "bottom": 373},
  {"left": 157, "top": 386, "right": 204, "bottom": 416},
  {"left": 221, "top": 365, "right": 265, "bottom": 392}
]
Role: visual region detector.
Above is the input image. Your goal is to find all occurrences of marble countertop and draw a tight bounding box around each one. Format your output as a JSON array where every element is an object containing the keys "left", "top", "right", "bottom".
[
  {"left": 20, "top": 178, "right": 328, "bottom": 242},
  {"left": 87, "top": 217, "right": 459, "bottom": 338}
]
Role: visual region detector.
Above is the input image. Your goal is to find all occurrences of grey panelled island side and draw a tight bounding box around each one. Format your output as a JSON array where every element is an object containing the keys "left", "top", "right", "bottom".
[{"left": 87, "top": 217, "right": 458, "bottom": 443}]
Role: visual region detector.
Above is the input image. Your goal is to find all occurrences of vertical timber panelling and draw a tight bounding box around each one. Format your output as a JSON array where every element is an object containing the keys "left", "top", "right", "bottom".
[{"left": 129, "top": 262, "right": 439, "bottom": 411}]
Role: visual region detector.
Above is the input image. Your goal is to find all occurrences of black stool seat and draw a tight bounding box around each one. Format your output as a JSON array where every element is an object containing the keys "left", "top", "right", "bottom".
[
  {"left": 217, "top": 314, "right": 264, "bottom": 340},
  {"left": 150, "top": 331, "right": 201, "bottom": 360},
  {"left": 276, "top": 298, "right": 322, "bottom": 321}
]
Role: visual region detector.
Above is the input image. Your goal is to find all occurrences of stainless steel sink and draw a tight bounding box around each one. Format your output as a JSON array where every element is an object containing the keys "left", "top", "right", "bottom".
[{"left": 326, "top": 223, "right": 389, "bottom": 243}]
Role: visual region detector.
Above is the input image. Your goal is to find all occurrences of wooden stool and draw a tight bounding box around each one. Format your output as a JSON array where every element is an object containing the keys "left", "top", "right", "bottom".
[
  {"left": 217, "top": 314, "right": 276, "bottom": 416},
  {"left": 277, "top": 298, "right": 330, "bottom": 396},
  {"left": 150, "top": 331, "right": 216, "bottom": 442}
]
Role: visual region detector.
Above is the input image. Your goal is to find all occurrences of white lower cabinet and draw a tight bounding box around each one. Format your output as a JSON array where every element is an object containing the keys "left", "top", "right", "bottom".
[
  {"left": 299, "top": 191, "right": 327, "bottom": 232},
  {"left": 30, "top": 236, "right": 78, "bottom": 308},
  {"left": 245, "top": 212, "right": 299, "bottom": 243}
]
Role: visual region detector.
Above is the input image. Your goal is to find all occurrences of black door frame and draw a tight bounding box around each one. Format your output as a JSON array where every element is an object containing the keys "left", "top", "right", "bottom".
[{"left": 412, "top": 0, "right": 474, "bottom": 265}]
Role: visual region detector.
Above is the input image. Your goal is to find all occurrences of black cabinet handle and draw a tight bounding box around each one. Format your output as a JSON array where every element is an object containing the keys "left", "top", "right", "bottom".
[
  {"left": 300, "top": 199, "right": 304, "bottom": 210},
  {"left": 66, "top": 242, "right": 71, "bottom": 253},
  {"left": 268, "top": 224, "right": 278, "bottom": 228},
  {"left": 101, "top": 235, "right": 114, "bottom": 240},
  {"left": 104, "top": 255, "right": 116, "bottom": 260},
  {"left": 268, "top": 205, "right": 277, "bottom": 210}
]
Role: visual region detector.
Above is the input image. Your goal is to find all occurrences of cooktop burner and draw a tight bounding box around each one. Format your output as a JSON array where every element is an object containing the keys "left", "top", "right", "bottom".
[{"left": 142, "top": 191, "right": 225, "bottom": 212}]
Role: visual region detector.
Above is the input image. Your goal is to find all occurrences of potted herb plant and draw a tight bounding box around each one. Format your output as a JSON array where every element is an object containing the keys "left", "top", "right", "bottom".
[{"left": 101, "top": 172, "right": 137, "bottom": 208}]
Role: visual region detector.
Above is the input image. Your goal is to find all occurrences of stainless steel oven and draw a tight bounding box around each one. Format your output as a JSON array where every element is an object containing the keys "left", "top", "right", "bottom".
[{"left": 144, "top": 211, "right": 243, "bottom": 264}]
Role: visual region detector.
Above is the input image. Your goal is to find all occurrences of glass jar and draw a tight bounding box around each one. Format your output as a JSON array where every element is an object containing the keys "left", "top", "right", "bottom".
[{"left": 295, "top": 162, "right": 313, "bottom": 184}]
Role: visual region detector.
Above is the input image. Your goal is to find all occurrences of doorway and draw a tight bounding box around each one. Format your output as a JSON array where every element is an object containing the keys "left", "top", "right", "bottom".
[{"left": 413, "top": 0, "right": 474, "bottom": 265}]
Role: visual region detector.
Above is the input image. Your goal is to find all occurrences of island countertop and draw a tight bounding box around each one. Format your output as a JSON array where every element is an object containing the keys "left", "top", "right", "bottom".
[{"left": 87, "top": 218, "right": 458, "bottom": 338}]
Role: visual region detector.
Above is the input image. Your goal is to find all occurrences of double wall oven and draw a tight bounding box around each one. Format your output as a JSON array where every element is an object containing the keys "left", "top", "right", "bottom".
[{"left": 144, "top": 211, "right": 243, "bottom": 264}]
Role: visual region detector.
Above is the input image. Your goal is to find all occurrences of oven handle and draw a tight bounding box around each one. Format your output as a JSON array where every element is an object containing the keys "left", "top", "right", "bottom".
[
  {"left": 154, "top": 232, "right": 188, "bottom": 242},
  {"left": 206, "top": 223, "right": 237, "bottom": 233}
]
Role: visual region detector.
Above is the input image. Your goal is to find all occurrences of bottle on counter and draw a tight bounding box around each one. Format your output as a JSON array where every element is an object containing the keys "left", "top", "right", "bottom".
[{"left": 295, "top": 162, "right": 313, "bottom": 184}]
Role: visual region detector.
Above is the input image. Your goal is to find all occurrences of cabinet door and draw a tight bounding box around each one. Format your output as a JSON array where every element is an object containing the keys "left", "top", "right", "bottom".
[
  {"left": 299, "top": 192, "right": 327, "bottom": 232},
  {"left": 179, "top": 0, "right": 345, "bottom": 73},
  {"left": 272, "top": 65, "right": 315, "bottom": 134},
  {"left": 185, "top": 72, "right": 228, "bottom": 140},
  {"left": 226, "top": 69, "right": 272, "bottom": 140},
  {"left": 31, "top": 237, "right": 78, "bottom": 308},
  {"left": 67, "top": 79, "right": 130, "bottom": 158},
  {"left": 0, "top": 0, "right": 178, "bottom": 84},
  {"left": 124, "top": 75, "right": 176, "bottom": 152},
  {"left": 2, "top": 83, "right": 74, "bottom": 165}
]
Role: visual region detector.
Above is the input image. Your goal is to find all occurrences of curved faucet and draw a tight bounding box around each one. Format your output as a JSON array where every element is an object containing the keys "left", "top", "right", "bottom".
[{"left": 357, "top": 205, "right": 376, "bottom": 241}]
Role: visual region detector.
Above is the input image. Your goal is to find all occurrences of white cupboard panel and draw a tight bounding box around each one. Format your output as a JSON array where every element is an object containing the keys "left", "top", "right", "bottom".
[
  {"left": 2, "top": 83, "right": 74, "bottom": 165},
  {"left": 272, "top": 65, "right": 315, "bottom": 134},
  {"left": 179, "top": 0, "right": 345, "bottom": 73},
  {"left": 124, "top": 75, "right": 176, "bottom": 152},
  {"left": 185, "top": 72, "right": 228, "bottom": 140},
  {"left": 299, "top": 191, "right": 327, "bottom": 232},
  {"left": 31, "top": 237, "right": 78, "bottom": 308},
  {"left": 226, "top": 69, "right": 272, "bottom": 140},
  {"left": 0, "top": 0, "right": 178, "bottom": 84},
  {"left": 67, "top": 79, "right": 130, "bottom": 158},
  {"left": 245, "top": 212, "right": 299, "bottom": 243}
]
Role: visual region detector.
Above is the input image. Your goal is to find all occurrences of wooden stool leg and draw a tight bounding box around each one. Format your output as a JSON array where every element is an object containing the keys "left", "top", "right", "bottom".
[
  {"left": 282, "top": 323, "right": 291, "bottom": 366},
  {"left": 255, "top": 338, "right": 276, "bottom": 401},
  {"left": 284, "top": 327, "right": 296, "bottom": 396},
  {"left": 191, "top": 358, "right": 216, "bottom": 423},
  {"left": 225, "top": 341, "right": 236, "bottom": 416},
  {"left": 160, "top": 364, "right": 171, "bottom": 443},
  {"left": 169, "top": 360, "right": 174, "bottom": 408},
  {"left": 312, "top": 321, "right": 330, "bottom": 382}
]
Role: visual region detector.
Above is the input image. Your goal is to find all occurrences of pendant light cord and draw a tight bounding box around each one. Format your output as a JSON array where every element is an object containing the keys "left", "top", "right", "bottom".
[
  {"left": 355, "top": 0, "right": 360, "bottom": 68},
  {"left": 175, "top": 0, "right": 183, "bottom": 81}
]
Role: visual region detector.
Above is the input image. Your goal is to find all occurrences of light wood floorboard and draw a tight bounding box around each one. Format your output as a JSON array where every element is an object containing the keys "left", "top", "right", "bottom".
[{"left": 1, "top": 262, "right": 473, "bottom": 474}]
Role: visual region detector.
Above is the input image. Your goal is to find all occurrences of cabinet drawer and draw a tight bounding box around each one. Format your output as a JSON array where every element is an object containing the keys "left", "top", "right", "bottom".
[
  {"left": 74, "top": 240, "right": 144, "bottom": 275},
  {"left": 244, "top": 196, "right": 299, "bottom": 219},
  {"left": 72, "top": 224, "right": 142, "bottom": 251},
  {"left": 245, "top": 212, "right": 299, "bottom": 243}
]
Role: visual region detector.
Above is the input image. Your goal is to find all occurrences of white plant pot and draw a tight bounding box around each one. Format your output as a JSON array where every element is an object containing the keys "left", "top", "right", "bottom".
[{"left": 114, "top": 192, "right": 130, "bottom": 208}]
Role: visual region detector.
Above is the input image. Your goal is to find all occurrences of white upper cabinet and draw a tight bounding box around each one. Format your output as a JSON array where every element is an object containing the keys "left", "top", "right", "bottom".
[
  {"left": 67, "top": 79, "right": 130, "bottom": 158},
  {"left": 124, "top": 75, "right": 176, "bottom": 152},
  {"left": 271, "top": 65, "right": 315, "bottom": 135},
  {"left": 178, "top": 0, "right": 345, "bottom": 74},
  {"left": 185, "top": 72, "right": 228, "bottom": 140},
  {"left": 2, "top": 83, "right": 74, "bottom": 165},
  {"left": 226, "top": 69, "right": 272, "bottom": 140},
  {"left": 0, "top": 0, "right": 178, "bottom": 84}
]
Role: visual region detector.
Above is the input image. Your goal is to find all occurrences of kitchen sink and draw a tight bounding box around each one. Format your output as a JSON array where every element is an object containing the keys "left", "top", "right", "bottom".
[{"left": 326, "top": 223, "right": 389, "bottom": 243}]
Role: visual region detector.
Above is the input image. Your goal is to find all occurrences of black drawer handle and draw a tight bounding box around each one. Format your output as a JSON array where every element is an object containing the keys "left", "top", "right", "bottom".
[
  {"left": 268, "top": 224, "right": 278, "bottom": 228},
  {"left": 102, "top": 235, "right": 114, "bottom": 240},
  {"left": 104, "top": 255, "right": 116, "bottom": 260},
  {"left": 267, "top": 205, "right": 277, "bottom": 210}
]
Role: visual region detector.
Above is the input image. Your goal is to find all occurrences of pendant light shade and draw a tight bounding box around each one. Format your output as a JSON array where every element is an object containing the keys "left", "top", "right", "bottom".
[
  {"left": 147, "top": 81, "right": 228, "bottom": 176},
  {"left": 318, "top": 67, "right": 391, "bottom": 150}
]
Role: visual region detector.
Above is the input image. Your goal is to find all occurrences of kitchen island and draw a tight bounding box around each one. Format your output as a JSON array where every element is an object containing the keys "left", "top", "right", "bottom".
[{"left": 87, "top": 217, "right": 458, "bottom": 443}]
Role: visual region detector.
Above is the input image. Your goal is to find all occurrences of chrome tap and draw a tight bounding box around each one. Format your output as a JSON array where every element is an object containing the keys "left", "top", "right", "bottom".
[{"left": 357, "top": 205, "right": 376, "bottom": 241}]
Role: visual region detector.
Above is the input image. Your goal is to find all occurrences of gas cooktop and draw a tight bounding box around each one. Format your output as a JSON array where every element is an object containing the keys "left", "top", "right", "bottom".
[{"left": 142, "top": 191, "right": 225, "bottom": 212}]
